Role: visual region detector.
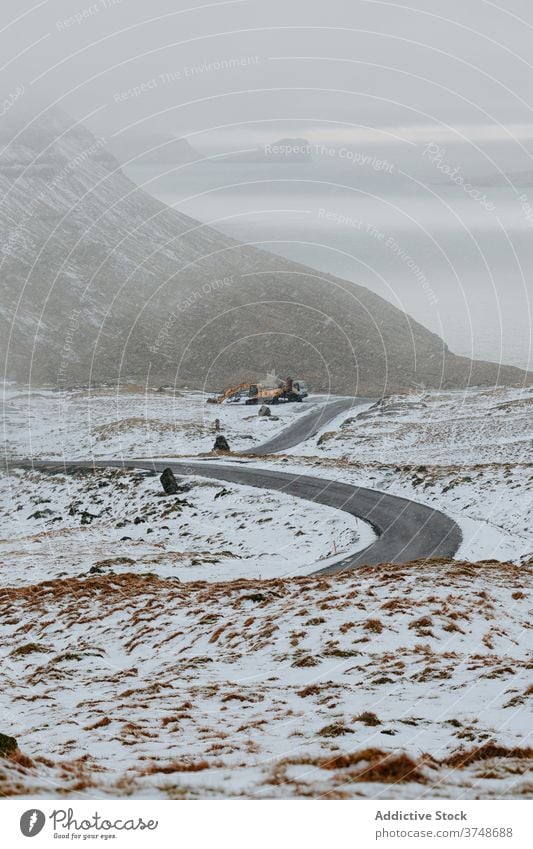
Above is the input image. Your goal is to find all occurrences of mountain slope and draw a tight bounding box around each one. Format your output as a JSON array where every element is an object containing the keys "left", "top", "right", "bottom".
[{"left": 0, "top": 110, "right": 530, "bottom": 394}]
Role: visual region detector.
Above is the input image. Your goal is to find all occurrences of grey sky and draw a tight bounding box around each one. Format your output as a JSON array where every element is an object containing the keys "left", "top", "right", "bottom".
[{"left": 3, "top": 0, "right": 533, "bottom": 167}]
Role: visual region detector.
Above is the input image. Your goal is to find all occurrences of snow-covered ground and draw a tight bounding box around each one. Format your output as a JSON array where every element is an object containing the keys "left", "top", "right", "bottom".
[
  {"left": 0, "top": 383, "right": 531, "bottom": 799},
  {"left": 2, "top": 385, "right": 321, "bottom": 459},
  {"left": 0, "top": 562, "right": 530, "bottom": 799},
  {"left": 278, "top": 386, "right": 533, "bottom": 565},
  {"left": 291, "top": 386, "right": 533, "bottom": 466},
  {"left": 0, "top": 467, "right": 374, "bottom": 587}
]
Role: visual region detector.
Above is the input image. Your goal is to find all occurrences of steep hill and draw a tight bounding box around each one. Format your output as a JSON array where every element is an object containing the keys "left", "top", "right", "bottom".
[{"left": 0, "top": 110, "right": 529, "bottom": 394}]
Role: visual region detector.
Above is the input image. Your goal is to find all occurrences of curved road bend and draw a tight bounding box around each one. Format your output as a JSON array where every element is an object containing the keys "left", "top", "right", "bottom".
[
  {"left": 250, "top": 396, "right": 370, "bottom": 455},
  {"left": 20, "top": 459, "right": 462, "bottom": 573}
]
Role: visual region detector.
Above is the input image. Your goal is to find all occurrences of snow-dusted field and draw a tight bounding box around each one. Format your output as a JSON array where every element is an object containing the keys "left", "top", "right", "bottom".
[
  {"left": 0, "top": 383, "right": 531, "bottom": 799},
  {"left": 0, "top": 563, "right": 530, "bottom": 799},
  {"left": 2, "top": 385, "right": 319, "bottom": 459},
  {"left": 0, "top": 467, "right": 373, "bottom": 586},
  {"left": 291, "top": 386, "right": 533, "bottom": 466},
  {"left": 280, "top": 387, "right": 533, "bottom": 565}
]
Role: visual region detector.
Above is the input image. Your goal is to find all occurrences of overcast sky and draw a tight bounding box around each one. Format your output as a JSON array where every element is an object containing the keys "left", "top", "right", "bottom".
[{"left": 4, "top": 0, "right": 533, "bottom": 165}]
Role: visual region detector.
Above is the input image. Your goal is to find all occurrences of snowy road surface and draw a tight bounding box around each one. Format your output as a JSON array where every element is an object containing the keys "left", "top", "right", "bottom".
[
  {"left": 125, "top": 461, "right": 462, "bottom": 569},
  {"left": 9, "top": 395, "right": 462, "bottom": 569},
  {"left": 249, "top": 396, "right": 369, "bottom": 455},
  {"left": 14, "top": 458, "right": 462, "bottom": 569}
]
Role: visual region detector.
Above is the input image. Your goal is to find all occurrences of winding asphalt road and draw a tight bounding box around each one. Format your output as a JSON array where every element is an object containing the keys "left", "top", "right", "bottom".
[
  {"left": 13, "top": 397, "right": 462, "bottom": 572},
  {"left": 251, "top": 396, "right": 369, "bottom": 455}
]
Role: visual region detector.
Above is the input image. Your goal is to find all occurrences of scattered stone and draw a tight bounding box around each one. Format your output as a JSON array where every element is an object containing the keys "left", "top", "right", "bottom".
[
  {"left": 160, "top": 467, "right": 179, "bottom": 494},
  {"left": 27, "top": 508, "right": 55, "bottom": 520},
  {"left": 0, "top": 733, "right": 18, "bottom": 757},
  {"left": 213, "top": 435, "right": 230, "bottom": 452},
  {"left": 258, "top": 404, "right": 271, "bottom": 417},
  {"left": 245, "top": 592, "right": 267, "bottom": 603},
  {"left": 80, "top": 511, "right": 98, "bottom": 525},
  {"left": 214, "top": 488, "right": 231, "bottom": 500}
]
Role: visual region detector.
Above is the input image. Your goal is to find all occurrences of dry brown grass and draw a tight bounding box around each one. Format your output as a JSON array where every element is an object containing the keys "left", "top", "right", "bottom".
[
  {"left": 2, "top": 556, "right": 530, "bottom": 798},
  {"left": 444, "top": 743, "right": 533, "bottom": 769},
  {"left": 8, "top": 750, "right": 35, "bottom": 769},
  {"left": 141, "top": 760, "right": 210, "bottom": 775},
  {"left": 353, "top": 711, "right": 381, "bottom": 726},
  {"left": 347, "top": 752, "right": 426, "bottom": 784},
  {"left": 274, "top": 748, "right": 427, "bottom": 785},
  {"left": 221, "top": 692, "right": 262, "bottom": 703},
  {"left": 93, "top": 418, "right": 179, "bottom": 440},
  {"left": 296, "top": 684, "right": 322, "bottom": 697},
  {"left": 364, "top": 618, "right": 384, "bottom": 634},
  {"left": 292, "top": 654, "right": 320, "bottom": 668},
  {"left": 208, "top": 625, "right": 226, "bottom": 644},
  {"left": 2, "top": 558, "right": 526, "bottom": 613},
  {"left": 84, "top": 716, "right": 111, "bottom": 731},
  {"left": 318, "top": 723, "right": 354, "bottom": 738},
  {"left": 409, "top": 615, "right": 433, "bottom": 630}
]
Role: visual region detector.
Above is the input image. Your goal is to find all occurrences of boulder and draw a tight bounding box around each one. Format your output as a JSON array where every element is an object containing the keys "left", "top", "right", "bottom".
[
  {"left": 258, "top": 404, "right": 271, "bottom": 417},
  {"left": 160, "top": 467, "right": 179, "bottom": 494},
  {"left": 0, "top": 733, "right": 18, "bottom": 757},
  {"left": 80, "top": 510, "right": 99, "bottom": 525},
  {"left": 213, "top": 435, "right": 230, "bottom": 452},
  {"left": 27, "top": 508, "right": 55, "bottom": 520}
]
